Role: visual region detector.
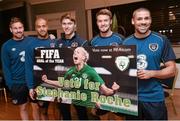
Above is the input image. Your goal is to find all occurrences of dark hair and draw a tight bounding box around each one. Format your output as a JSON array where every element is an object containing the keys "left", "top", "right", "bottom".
[
  {"left": 60, "top": 13, "right": 76, "bottom": 23},
  {"left": 96, "top": 9, "right": 112, "bottom": 19},
  {"left": 9, "top": 17, "right": 23, "bottom": 28}
]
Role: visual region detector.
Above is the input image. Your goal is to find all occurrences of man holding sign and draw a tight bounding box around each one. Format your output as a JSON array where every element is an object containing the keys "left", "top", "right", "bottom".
[{"left": 123, "top": 8, "right": 176, "bottom": 120}]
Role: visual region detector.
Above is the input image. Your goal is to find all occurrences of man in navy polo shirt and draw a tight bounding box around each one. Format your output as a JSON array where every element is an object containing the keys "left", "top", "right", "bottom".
[{"left": 56, "top": 13, "right": 88, "bottom": 120}]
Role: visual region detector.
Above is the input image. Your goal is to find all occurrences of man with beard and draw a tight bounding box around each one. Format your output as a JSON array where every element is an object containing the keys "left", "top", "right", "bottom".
[
  {"left": 123, "top": 8, "right": 176, "bottom": 120},
  {"left": 89, "top": 9, "right": 124, "bottom": 120},
  {"left": 90, "top": 9, "right": 124, "bottom": 46},
  {"left": 25, "top": 18, "right": 55, "bottom": 120},
  {"left": 1, "top": 17, "right": 40, "bottom": 120},
  {"left": 56, "top": 13, "right": 88, "bottom": 48}
]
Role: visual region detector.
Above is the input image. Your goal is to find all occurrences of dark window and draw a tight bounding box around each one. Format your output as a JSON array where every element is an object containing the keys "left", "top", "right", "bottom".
[{"left": 92, "top": 0, "right": 180, "bottom": 44}]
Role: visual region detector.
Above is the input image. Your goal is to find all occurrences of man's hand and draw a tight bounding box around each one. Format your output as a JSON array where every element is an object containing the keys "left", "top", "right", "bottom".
[
  {"left": 137, "top": 69, "right": 153, "bottom": 79},
  {"left": 112, "top": 82, "right": 120, "bottom": 91},
  {"left": 49, "top": 34, "right": 56, "bottom": 40},
  {"left": 95, "top": 102, "right": 101, "bottom": 109},
  {"left": 29, "top": 89, "right": 36, "bottom": 100},
  {"left": 42, "top": 75, "right": 48, "bottom": 83}
]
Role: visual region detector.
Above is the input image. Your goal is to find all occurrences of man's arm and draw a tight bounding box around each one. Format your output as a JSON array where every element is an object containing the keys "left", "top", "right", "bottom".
[
  {"left": 1, "top": 45, "right": 12, "bottom": 89},
  {"left": 25, "top": 40, "right": 37, "bottom": 100},
  {"left": 100, "top": 82, "right": 120, "bottom": 96},
  {"left": 138, "top": 60, "right": 176, "bottom": 80},
  {"left": 25, "top": 45, "right": 34, "bottom": 89},
  {"left": 42, "top": 75, "right": 61, "bottom": 87}
]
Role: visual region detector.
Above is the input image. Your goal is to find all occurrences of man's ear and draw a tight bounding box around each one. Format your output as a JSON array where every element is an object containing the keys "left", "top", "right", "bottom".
[
  {"left": 10, "top": 28, "right": 12, "bottom": 33},
  {"left": 110, "top": 19, "right": 112, "bottom": 25},
  {"left": 82, "top": 55, "right": 85, "bottom": 60},
  {"left": 82, "top": 55, "right": 86, "bottom": 62},
  {"left": 131, "top": 18, "right": 134, "bottom": 25},
  {"left": 73, "top": 24, "right": 77, "bottom": 31}
]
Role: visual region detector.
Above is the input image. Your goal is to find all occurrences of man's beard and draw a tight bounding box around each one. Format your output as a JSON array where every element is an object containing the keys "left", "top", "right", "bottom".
[
  {"left": 100, "top": 27, "right": 110, "bottom": 34},
  {"left": 14, "top": 33, "right": 24, "bottom": 40},
  {"left": 38, "top": 32, "right": 48, "bottom": 39}
]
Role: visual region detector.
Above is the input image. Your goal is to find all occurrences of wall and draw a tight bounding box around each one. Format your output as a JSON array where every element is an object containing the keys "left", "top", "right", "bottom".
[
  {"left": 0, "top": 0, "right": 24, "bottom": 11},
  {"left": 173, "top": 45, "right": 180, "bottom": 59},
  {"left": 29, "top": 0, "right": 63, "bottom": 5},
  {"left": 85, "top": 0, "right": 145, "bottom": 10},
  {"left": 0, "top": 0, "right": 149, "bottom": 40},
  {"left": 85, "top": 0, "right": 146, "bottom": 39}
]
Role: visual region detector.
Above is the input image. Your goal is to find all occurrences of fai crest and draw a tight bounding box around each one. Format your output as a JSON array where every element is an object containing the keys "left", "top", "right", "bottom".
[
  {"left": 149, "top": 43, "right": 158, "bottom": 51},
  {"left": 110, "top": 42, "right": 118, "bottom": 46},
  {"left": 115, "top": 56, "right": 130, "bottom": 71},
  {"left": 82, "top": 73, "right": 88, "bottom": 79},
  {"left": 71, "top": 42, "right": 78, "bottom": 47}
]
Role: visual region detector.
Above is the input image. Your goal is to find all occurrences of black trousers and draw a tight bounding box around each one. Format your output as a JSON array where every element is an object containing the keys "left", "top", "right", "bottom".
[
  {"left": 59, "top": 103, "right": 88, "bottom": 120},
  {"left": 125, "top": 101, "right": 167, "bottom": 120}
]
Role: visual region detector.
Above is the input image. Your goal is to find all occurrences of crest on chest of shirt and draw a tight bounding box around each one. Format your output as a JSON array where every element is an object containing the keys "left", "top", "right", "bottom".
[
  {"left": 110, "top": 42, "right": 118, "bottom": 46},
  {"left": 82, "top": 73, "right": 88, "bottom": 79},
  {"left": 50, "top": 43, "right": 55, "bottom": 48},
  {"left": 115, "top": 56, "right": 130, "bottom": 71},
  {"left": 149, "top": 43, "right": 158, "bottom": 52},
  {"left": 71, "top": 42, "right": 78, "bottom": 47}
]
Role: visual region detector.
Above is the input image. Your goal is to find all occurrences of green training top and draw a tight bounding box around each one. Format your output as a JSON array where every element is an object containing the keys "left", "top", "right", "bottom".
[{"left": 64, "top": 64, "right": 104, "bottom": 107}]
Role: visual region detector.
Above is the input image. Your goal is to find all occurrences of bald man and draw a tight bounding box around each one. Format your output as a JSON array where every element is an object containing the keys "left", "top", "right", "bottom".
[{"left": 25, "top": 18, "right": 56, "bottom": 120}]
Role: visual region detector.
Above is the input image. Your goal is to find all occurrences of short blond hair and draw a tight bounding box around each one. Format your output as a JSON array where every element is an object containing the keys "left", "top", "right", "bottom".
[
  {"left": 9, "top": 17, "right": 23, "bottom": 28},
  {"left": 75, "top": 47, "right": 89, "bottom": 62},
  {"left": 96, "top": 8, "right": 112, "bottom": 19},
  {"left": 35, "top": 17, "right": 48, "bottom": 26}
]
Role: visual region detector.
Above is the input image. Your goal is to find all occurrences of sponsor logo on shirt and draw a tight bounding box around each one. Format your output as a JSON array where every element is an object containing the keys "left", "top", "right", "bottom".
[
  {"left": 58, "top": 43, "right": 63, "bottom": 48},
  {"left": 35, "top": 46, "right": 45, "bottom": 50},
  {"left": 11, "top": 48, "right": 16, "bottom": 51},
  {"left": 137, "top": 54, "right": 148, "bottom": 69}
]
